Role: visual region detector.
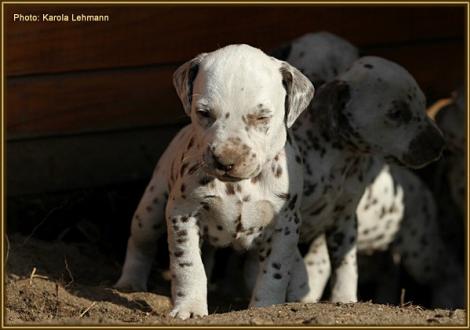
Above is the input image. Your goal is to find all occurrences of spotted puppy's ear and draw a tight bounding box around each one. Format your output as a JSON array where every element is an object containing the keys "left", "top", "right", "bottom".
[
  {"left": 173, "top": 53, "right": 208, "bottom": 115},
  {"left": 313, "top": 80, "right": 352, "bottom": 137},
  {"left": 280, "top": 62, "right": 315, "bottom": 127}
]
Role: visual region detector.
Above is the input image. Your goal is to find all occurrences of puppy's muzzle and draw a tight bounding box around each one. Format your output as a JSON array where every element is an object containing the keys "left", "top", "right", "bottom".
[
  {"left": 204, "top": 144, "right": 255, "bottom": 181},
  {"left": 402, "top": 125, "right": 445, "bottom": 168},
  {"left": 212, "top": 153, "right": 234, "bottom": 173}
]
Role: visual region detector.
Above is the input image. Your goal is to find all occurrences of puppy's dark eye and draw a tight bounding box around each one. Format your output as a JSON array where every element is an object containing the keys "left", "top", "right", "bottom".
[
  {"left": 387, "top": 109, "right": 402, "bottom": 120},
  {"left": 196, "top": 109, "right": 212, "bottom": 119},
  {"left": 386, "top": 101, "right": 412, "bottom": 123}
]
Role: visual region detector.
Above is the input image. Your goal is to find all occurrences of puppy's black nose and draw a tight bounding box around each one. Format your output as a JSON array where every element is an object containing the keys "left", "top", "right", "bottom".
[{"left": 212, "top": 154, "right": 234, "bottom": 172}]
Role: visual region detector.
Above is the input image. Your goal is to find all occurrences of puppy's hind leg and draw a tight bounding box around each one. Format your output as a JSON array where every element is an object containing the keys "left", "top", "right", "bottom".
[
  {"left": 327, "top": 216, "right": 358, "bottom": 303},
  {"left": 115, "top": 173, "right": 168, "bottom": 291},
  {"left": 296, "top": 234, "right": 331, "bottom": 302}
]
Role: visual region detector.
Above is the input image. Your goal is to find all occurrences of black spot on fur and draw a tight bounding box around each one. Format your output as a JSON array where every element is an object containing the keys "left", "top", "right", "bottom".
[
  {"left": 333, "top": 232, "right": 344, "bottom": 246},
  {"left": 177, "top": 230, "right": 187, "bottom": 237},
  {"left": 174, "top": 250, "right": 184, "bottom": 257},
  {"left": 288, "top": 194, "right": 298, "bottom": 210},
  {"left": 201, "top": 202, "right": 210, "bottom": 211},
  {"left": 310, "top": 203, "right": 326, "bottom": 216},
  {"left": 276, "top": 192, "right": 290, "bottom": 200},
  {"left": 179, "top": 262, "right": 193, "bottom": 267}
]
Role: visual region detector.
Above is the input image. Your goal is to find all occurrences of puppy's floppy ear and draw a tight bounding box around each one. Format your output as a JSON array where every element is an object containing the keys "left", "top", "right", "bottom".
[
  {"left": 280, "top": 62, "right": 315, "bottom": 127},
  {"left": 173, "top": 53, "right": 208, "bottom": 115},
  {"left": 313, "top": 80, "right": 352, "bottom": 136}
]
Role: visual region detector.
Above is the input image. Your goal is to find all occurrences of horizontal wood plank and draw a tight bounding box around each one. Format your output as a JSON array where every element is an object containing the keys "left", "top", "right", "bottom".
[
  {"left": 6, "top": 65, "right": 188, "bottom": 138},
  {"left": 6, "top": 40, "right": 464, "bottom": 138},
  {"left": 365, "top": 41, "right": 465, "bottom": 100},
  {"left": 5, "top": 5, "right": 465, "bottom": 76},
  {"left": 7, "top": 126, "right": 181, "bottom": 196}
]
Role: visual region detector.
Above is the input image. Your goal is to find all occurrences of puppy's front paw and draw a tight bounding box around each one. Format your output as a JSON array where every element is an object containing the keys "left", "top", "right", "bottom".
[
  {"left": 249, "top": 296, "right": 281, "bottom": 308},
  {"left": 169, "top": 299, "right": 208, "bottom": 320}
]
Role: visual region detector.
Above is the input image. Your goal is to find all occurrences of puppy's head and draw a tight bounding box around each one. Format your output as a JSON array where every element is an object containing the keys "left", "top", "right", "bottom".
[
  {"left": 271, "top": 31, "right": 359, "bottom": 87},
  {"left": 314, "top": 56, "right": 445, "bottom": 169},
  {"left": 173, "top": 44, "right": 314, "bottom": 181}
]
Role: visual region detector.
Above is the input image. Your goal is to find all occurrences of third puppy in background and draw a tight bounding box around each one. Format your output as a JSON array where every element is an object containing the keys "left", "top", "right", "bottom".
[{"left": 263, "top": 32, "right": 462, "bottom": 308}]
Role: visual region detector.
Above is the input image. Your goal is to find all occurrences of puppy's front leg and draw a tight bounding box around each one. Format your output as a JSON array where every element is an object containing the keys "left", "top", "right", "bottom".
[
  {"left": 167, "top": 213, "right": 208, "bottom": 319},
  {"left": 326, "top": 214, "right": 358, "bottom": 303},
  {"left": 250, "top": 211, "right": 300, "bottom": 307}
]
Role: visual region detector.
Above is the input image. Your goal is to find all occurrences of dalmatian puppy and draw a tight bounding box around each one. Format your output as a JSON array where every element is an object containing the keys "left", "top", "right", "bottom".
[
  {"left": 270, "top": 31, "right": 359, "bottom": 87},
  {"left": 288, "top": 56, "right": 447, "bottom": 304},
  {"left": 411, "top": 88, "right": 467, "bottom": 298},
  {"left": 114, "top": 44, "right": 315, "bottom": 319},
  {"left": 266, "top": 32, "right": 463, "bottom": 307}
]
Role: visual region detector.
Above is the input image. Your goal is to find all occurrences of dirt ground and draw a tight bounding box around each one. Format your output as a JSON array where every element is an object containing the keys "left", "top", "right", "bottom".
[{"left": 4, "top": 234, "right": 466, "bottom": 326}]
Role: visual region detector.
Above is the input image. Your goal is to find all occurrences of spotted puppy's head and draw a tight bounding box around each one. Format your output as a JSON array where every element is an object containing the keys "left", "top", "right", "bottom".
[
  {"left": 173, "top": 44, "right": 315, "bottom": 181},
  {"left": 271, "top": 31, "right": 359, "bottom": 87},
  {"left": 314, "top": 56, "right": 445, "bottom": 169}
]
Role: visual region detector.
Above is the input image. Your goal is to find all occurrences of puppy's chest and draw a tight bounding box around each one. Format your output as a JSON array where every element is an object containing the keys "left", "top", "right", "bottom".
[
  {"left": 299, "top": 154, "right": 374, "bottom": 241},
  {"left": 192, "top": 176, "right": 286, "bottom": 250}
]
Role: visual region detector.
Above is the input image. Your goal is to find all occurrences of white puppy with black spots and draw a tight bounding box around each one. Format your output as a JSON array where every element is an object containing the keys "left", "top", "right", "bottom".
[
  {"left": 114, "top": 44, "right": 314, "bottom": 319},
  {"left": 269, "top": 32, "right": 460, "bottom": 307},
  {"left": 289, "top": 56, "right": 445, "bottom": 303}
]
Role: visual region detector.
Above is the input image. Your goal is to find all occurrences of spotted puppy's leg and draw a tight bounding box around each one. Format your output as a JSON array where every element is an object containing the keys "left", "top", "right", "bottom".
[
  {"left": 326, "top": 214, "right": 358, "bottom": 303},
  {"left": 298, "top": 234, "right": 331, "bottom": 302},
  {"left": 250, "top": 210, "right": 301, "bottom": 307},
  {"left": 168, "top": 213, "right": 208, "bottom": 319},
  {"left": 115, "top": 176, "right": 167, "bottom": 291},
  {"left": 286, "top": 247, "right": 309, "bottom": 302}
]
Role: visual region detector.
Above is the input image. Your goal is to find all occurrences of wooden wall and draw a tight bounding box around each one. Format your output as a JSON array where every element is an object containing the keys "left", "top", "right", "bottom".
[{"left": 5, "top": 4, "right": 466, "bottom": 195}]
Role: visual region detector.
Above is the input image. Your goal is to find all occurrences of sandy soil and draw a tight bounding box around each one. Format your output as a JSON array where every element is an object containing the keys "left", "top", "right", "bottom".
[{"left": 4, "top": 234, "right": 466, "bottom": 326}]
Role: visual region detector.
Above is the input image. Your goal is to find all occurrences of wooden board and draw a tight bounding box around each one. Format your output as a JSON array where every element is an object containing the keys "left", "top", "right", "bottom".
[
  {"left": 5, "top": 5, "right": 465, "bottom": 76},
  {"left": 365, "top": 41, "right": 466, "bottom": 100},
  {"left": 6, "top": 126, "right": 181, "bottom": 196},
  {"left": 6, "top": 65, "right": 188, "bottom": 138},
  {"left": 6, "top": 40, "right": 465, "bottom": 138}
]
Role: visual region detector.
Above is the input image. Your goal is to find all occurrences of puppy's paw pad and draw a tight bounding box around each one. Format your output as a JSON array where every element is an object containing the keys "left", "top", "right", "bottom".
[{"left": 169, "top": 303, "right": 208, "bottom": 320}]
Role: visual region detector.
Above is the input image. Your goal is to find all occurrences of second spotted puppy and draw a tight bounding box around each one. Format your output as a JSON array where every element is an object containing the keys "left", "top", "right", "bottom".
[{"left": 115, "top": 44, "right": 314, "bottom": 319}]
